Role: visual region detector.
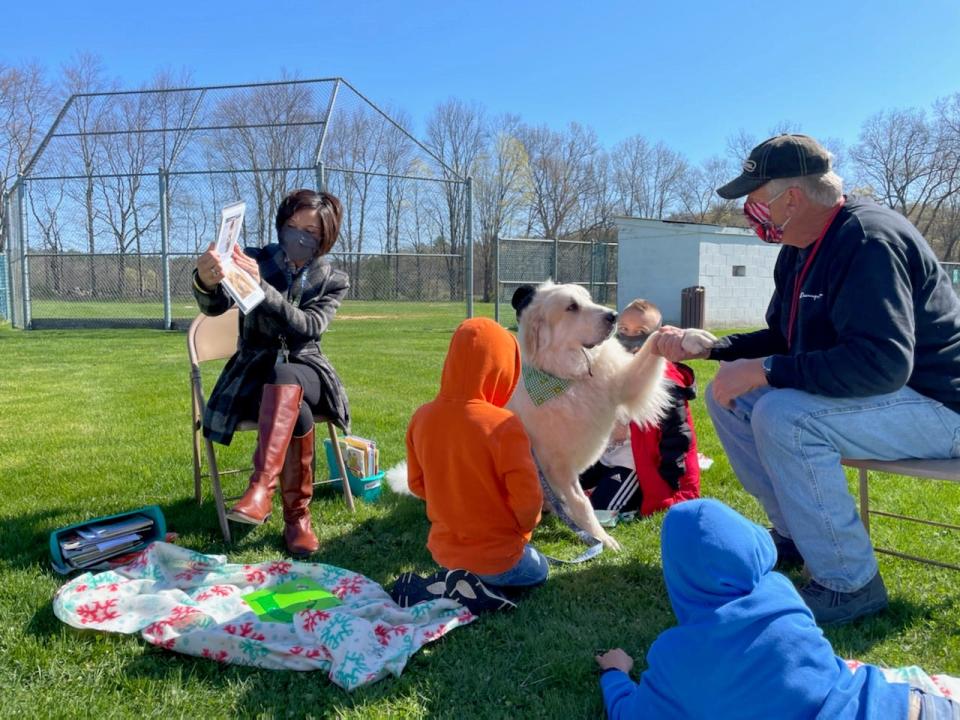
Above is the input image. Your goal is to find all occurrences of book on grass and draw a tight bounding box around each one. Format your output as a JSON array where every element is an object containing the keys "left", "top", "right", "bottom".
[
  {"left": 242, "top": 578, "right": 342, "bottom": 623},
  {"left": 215, "top": 200, "right": 264, "bottom": 314}
]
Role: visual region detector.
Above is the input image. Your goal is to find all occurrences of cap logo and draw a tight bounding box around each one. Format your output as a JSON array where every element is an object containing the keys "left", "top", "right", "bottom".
[{"left": 742, "top": 159, "right": 757, "bottom": 172}]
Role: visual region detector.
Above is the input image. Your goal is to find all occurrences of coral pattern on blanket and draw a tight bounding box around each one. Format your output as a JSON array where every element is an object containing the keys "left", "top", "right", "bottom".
[
  {"left": 75, "top": 599, "right": 120, "bottom": 624},
  {"left": 332, "top": 575, "right": 364, "bottom": 598}
]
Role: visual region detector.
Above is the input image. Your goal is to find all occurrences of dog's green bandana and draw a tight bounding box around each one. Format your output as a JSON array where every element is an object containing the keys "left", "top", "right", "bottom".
[{"left": 522, "top": 365, "right": 571, "bottom": 406}]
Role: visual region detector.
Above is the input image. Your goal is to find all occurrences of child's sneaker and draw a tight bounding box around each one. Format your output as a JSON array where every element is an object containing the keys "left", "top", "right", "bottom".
[
  {"left": 389, "top": 571, "right": 447, "bottom": 607},
  {"left": 443, "top": 569, "right": 516, "bottom": 613}
]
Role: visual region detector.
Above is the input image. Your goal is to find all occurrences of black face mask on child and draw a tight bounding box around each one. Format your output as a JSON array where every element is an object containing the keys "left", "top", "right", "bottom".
[
  {"left": 279, "top": 226, "right": 320, "bottom": 265},
  {"left": 616, "top": 332, "right": 652, "bottom": 352}
]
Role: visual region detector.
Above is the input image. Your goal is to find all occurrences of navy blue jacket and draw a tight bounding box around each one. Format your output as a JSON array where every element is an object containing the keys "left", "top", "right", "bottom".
[{"left": 710, "top": 197, "right": 960, "bottom": 413}]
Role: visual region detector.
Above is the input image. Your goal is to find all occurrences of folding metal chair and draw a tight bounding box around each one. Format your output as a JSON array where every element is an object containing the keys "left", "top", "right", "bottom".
[
  {"left": 188, "top": 307, "right": 354, "bottom": 543},
  {"left": 843, "top": 457, "right": 960, "bottom": 571}
]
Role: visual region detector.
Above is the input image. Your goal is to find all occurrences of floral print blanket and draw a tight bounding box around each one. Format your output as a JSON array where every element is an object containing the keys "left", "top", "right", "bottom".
[{"left": 53, "top": 542, "right": 475, "bottom": 690}]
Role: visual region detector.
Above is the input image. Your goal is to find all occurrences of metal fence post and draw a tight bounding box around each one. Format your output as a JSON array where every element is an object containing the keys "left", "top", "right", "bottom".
[
  {"left": 2, "top": 191, "right": 11, "bottom": 323},
  {"left": 553, "top": 237, "right": 559, "bottom": 282},
  {"left": 315, "top": 162, "right": 326, "bottom": 192},
  {"left": 159, "top": 169, "right": 172, "bottom": 330},
  {"left": 494, "top": 235, "right": 500, "bottom": 323},
  {"left": 465, "top": 176, "right": 474, "bottom": 318},
  {"left": 17, "top": 177, "right": 31, "bottom": 329}
]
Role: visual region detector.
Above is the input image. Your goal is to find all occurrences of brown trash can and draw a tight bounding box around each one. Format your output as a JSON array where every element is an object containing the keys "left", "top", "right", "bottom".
[{"left": 680, "top": 286, "right": 705, "bottom": 329}]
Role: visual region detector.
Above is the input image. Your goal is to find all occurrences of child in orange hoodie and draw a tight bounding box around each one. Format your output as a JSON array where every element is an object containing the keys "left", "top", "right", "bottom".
[{"left": 406, "top": 317, "right": 548, "bottom": 588}]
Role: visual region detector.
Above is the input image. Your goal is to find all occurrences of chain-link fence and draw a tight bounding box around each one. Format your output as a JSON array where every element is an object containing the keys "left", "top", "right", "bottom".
[
  {"left": 942, "top": 262, "right": 960, "bottom": 295},
  {"left": 495, "top": 236, "right": 617, "bottom": 326},
  {"left": 2, "top": 78, "right": 473, "bottom": 329},
  {"left": 0, "top": 253, "right": 8, "bottom": 322}
]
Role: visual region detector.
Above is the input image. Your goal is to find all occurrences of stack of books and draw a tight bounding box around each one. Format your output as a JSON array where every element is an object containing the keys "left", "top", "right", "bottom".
[
  {"left": 242, "top": 578, "right": 343, "bottom": 623},
  {"left": 56, "top": 514, "right": 156, "bottom": 570},
  {"left": 339, "top": 435, "right": 379, "bottom": 480}
]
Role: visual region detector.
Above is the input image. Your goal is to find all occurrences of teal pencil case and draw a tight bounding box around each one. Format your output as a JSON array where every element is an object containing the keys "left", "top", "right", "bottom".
[{"left": 49, "top": 505, "right": 166, "bottom": 575}]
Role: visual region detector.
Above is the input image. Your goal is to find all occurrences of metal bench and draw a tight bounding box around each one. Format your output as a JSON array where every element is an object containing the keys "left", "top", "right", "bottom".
[{"left": 843, "top": 457, "right": 960, "bottom": 571}]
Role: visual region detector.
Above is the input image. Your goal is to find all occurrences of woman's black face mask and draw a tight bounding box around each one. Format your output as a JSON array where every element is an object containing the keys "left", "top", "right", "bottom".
[
  {"left": 616, "top": 332, "right": 651, "bottom": 352},
  {"left": 279, "top": 226, "right": 320, "bottom": 264}
]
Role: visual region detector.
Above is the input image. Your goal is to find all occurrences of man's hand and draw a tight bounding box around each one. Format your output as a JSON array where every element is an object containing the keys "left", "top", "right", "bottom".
[
  {"left": 711, "top": 358, "right": 768, "bottom": 408},
  {"left": 231, "top": 246, "right": 261, "bottom": 285},
  {"left": 596, "top": 648, "right": 634, "bottom": 674},
  {"left": 649, "top": 325, "right": 711, "bottom": 363}
]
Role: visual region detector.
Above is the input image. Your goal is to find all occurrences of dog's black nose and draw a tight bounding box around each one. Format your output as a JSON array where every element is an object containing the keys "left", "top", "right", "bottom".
[{"left": 605, "top": 311, "right": 617, "bottom": 324}]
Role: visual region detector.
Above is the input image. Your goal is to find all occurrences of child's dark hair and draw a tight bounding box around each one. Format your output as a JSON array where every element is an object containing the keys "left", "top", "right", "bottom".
[{"left": 275, "top": 189, "right": 342, "bottom": 256}]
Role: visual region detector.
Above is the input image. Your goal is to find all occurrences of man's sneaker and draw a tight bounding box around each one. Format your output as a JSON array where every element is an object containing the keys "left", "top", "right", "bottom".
[
  {"left": 799, "top": 572, "right": 888, "bottom": 626},
  {"left": 769, "top": 529, "right": 804, "bottom": 571}
]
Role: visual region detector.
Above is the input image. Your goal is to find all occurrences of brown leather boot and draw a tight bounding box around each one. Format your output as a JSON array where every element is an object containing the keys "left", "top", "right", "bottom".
[
  {"left": 227, "top": 384, "right": 303, "bottom": 525},
  {"left": 280, "top": 426, "right": 320, "bottom": 555}
]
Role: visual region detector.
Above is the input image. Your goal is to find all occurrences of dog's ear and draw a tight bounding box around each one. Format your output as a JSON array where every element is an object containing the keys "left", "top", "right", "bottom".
[
  {"left": 512, "top": 285, "right": 536, "bottom": 320},
  {"left": 527, "top": 308, "right": 546, "bottom": 358}
]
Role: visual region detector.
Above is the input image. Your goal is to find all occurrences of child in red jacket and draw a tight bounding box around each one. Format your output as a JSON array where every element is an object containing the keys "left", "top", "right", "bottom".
[{"left": 579, "top": 299, "right": 701, "bottom": 517}]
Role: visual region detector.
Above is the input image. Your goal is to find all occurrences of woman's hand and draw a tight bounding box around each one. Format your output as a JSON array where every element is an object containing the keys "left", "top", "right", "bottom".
[
  {"left": 196, "top": 241, "right": 225, "bottom": 290},
  {"left": 231, "top": 246, "right": 261, "bottom": 285},
  {"left": 596, "top": 648, "right": 634, "bottom": 674}
]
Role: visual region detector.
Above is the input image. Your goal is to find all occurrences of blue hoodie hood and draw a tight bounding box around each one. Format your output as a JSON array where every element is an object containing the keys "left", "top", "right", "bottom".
[{"left": 601, "top": 499, "right": 908, "bottom": 720}]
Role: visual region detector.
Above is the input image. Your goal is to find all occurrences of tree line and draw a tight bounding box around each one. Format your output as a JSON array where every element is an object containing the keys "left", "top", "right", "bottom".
[{"left": 3, "top": 54, "right": 960, "bottom": 303}]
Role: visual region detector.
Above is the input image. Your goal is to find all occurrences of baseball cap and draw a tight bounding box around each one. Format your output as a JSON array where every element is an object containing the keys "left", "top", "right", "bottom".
[{"left": 716, "top": 134, "right": 832, "bottom": 199}]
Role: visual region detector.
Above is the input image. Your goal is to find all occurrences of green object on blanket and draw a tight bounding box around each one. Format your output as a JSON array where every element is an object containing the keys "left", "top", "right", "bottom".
[{"left": 243, "top": 578, "right": 342, "bottom": 623}]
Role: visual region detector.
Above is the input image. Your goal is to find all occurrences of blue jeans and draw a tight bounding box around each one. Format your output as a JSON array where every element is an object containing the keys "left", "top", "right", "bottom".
[
  {"left": 706, "top": 384, "right": 960, "bottom": 592},
  {"left": 914, "top": 688, "right": 960, "bottom": 720},
  {"left": 475, "top": 545, "right": 549, "bottom": 588}
]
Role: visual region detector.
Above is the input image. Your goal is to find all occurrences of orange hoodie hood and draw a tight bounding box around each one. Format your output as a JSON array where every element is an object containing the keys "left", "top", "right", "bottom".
[{"left": 438, "top": 317, "right": 521, "bottom": 407}]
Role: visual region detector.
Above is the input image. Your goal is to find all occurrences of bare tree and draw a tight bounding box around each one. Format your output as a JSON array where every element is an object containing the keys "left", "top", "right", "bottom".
[
  {"left": 60, "top": 54, "right": 117, "bottom": 296},
  {"left": 0, "top": 61, "right": 55, "bottom": 253},
  {"left": 677, "top": 155, "right": 740, "bottom": 224},
  {"left": 425, "top": 99, "right": 485, "bottom": 299},
  {"left": 95, "top": 89, "right": 164, "bottom": 297},
  {"left": 518, "top": 121, "right": 597, "bottom": 239},
  {"left": 851, "top": 107, "right": 959, "bottom": 236},
  {"left": 380, "top": 107, "right": 416, "bottom": 297},
  {"left": 473, "top": 114, "right": 530, "bottom": 301},
  {"left": 208, "top": 79, "right": 321, "bottom": 246},
  {"left": 27, "top": 180, "right": 67, "bottom": 296},
  {"left": 325, "top": 104, "right": 392, "bottom": 294},
  {"left": 611, "top": 135, "right": 687, "bottom": 219}
]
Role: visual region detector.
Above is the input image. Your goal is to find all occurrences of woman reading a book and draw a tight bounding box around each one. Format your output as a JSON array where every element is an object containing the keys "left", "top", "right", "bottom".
[{"left": 193, "top": 189, "right": 350, "bottom": 555}]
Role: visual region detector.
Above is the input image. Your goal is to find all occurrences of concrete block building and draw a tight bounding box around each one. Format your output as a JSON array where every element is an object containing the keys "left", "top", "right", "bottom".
[{"left": 615, "top": 217, "right": 781, "bottom": 328}]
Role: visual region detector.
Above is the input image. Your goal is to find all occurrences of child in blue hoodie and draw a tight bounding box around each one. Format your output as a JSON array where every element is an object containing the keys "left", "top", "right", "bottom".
[{"left": 596, "top": 498, "right": 956, "bottom": 719}]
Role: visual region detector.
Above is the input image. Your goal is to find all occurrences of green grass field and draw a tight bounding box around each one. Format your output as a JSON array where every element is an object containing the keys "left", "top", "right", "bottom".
[{"left": 1, "top": 302, "right": 959, "bottom": 718}]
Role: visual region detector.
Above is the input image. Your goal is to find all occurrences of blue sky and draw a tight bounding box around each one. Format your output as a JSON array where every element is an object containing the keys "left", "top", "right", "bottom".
[{"left": 5, "top": 0, "right": 960, "bottom": 164}]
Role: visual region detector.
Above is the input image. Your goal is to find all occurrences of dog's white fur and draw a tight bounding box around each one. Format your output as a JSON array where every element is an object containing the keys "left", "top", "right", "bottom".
[
  {"left": 386, "top": 461, "right": 411, "bottom": 495},
  {"left": 508, "top": 281, "right": 715, "bottom": 551}
]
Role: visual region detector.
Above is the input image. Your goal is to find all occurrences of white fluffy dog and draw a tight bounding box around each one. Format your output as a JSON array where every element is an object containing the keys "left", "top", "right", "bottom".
[{"left": 508, "top": 281, "right": 715, "bottom": 551}]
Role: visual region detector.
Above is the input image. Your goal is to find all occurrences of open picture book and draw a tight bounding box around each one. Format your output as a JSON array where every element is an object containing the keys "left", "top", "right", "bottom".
[{"left": 215, "top": 200, "right": 265, "bottom": 313}]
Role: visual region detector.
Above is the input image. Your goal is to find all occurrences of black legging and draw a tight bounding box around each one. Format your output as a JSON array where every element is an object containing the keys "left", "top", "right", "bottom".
[{"left": 267, "top": 362, "right": 322, "bottom": 436}]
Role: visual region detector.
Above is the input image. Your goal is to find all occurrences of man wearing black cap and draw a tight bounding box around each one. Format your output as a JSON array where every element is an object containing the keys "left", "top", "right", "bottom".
[{"left": 654, "top": 134, "right": 960, "bottom": 625}]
